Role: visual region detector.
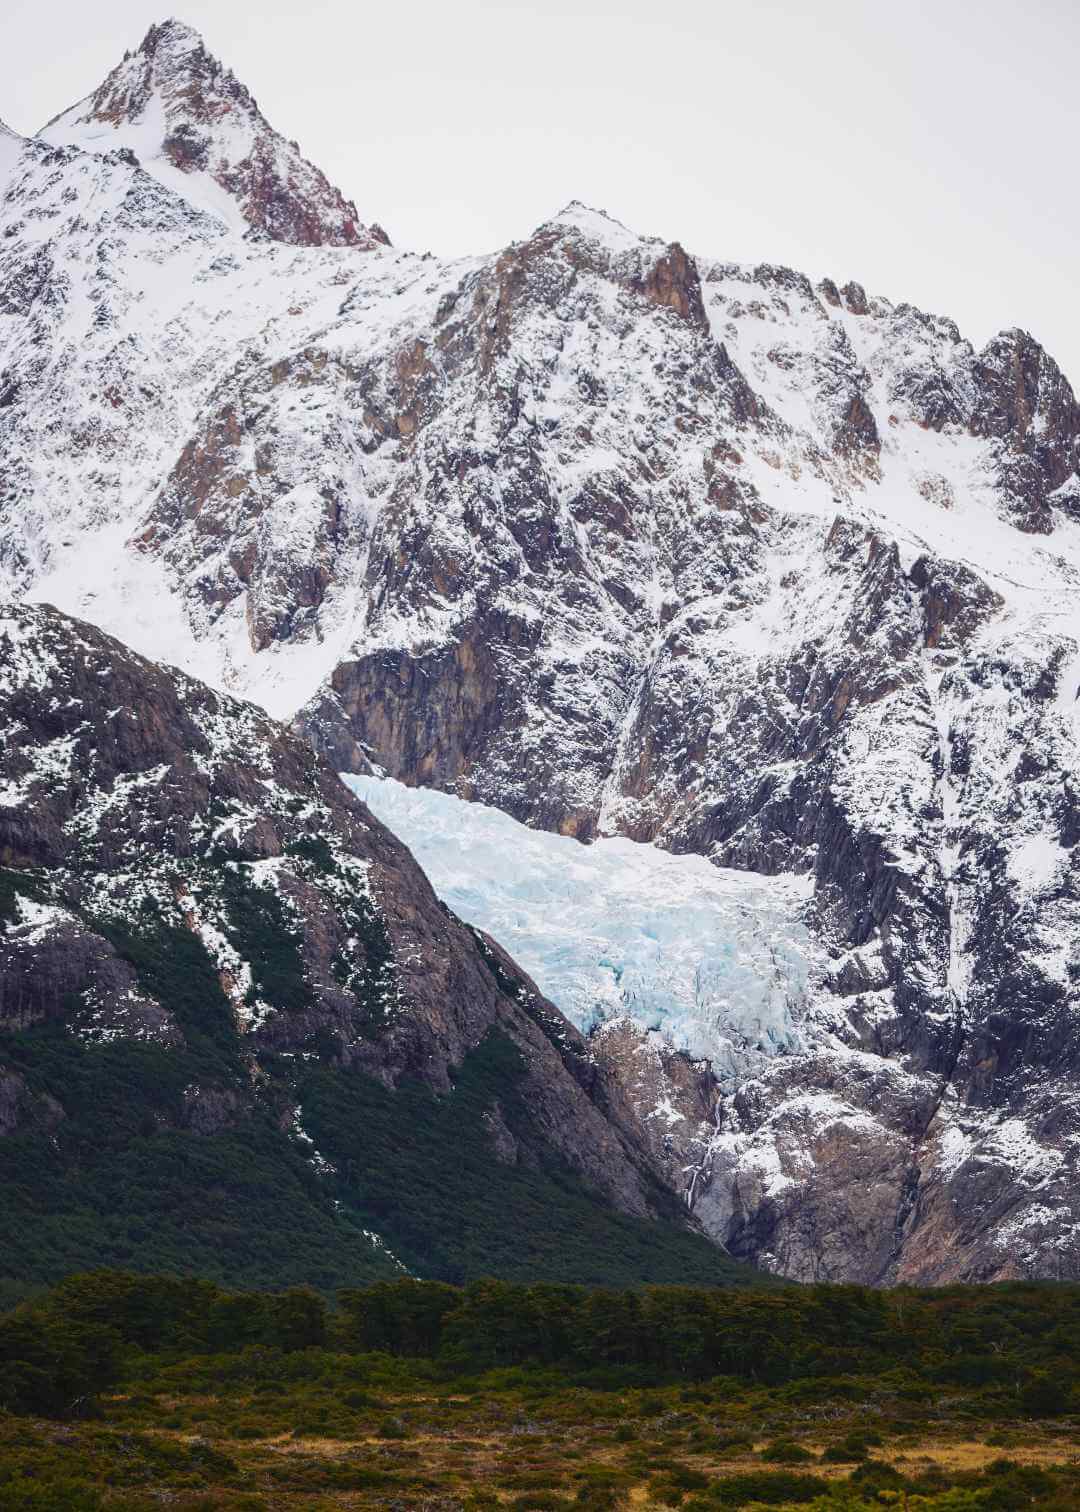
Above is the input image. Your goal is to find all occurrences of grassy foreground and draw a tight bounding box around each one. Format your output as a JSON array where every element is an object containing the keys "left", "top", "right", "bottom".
[{"left": 2, "top": 1272, "right": 1080, "bottom": 1508}]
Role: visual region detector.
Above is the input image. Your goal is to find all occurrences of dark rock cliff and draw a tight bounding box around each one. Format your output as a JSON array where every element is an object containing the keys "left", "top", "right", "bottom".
[{"left": 0, "top": 602, "right": 749, "bottom": 1293}]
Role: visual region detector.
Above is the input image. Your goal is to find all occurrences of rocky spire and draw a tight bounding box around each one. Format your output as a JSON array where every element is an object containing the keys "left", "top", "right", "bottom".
[{"left": 37, "top": 18, "right": 389, "bottom": 248}]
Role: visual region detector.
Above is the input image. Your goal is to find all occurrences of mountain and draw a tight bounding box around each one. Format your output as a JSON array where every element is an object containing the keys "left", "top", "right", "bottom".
[
  {"left": 354, "top": 774, "right": 1080, "bottom": 1285},
  {"left": 0, "top": 600, "right": 750, "bottom": 1299},
  {"left": 0, "top": 118, "right": 32, "bottom": 196},
  {"left": 2, "top": 20, "right": 1080, "bottom": 1285},
  {"left": 38, "top": 19, "right": 388, "bottom": 248}
]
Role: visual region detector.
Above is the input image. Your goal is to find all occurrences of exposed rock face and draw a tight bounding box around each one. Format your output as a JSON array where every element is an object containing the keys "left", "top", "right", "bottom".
[
  {"left": 0, "top": 118, "right": 34, "bottom": 209},
  {"left": 38, "top": 19, "right": 387, "bottom": 248},
  {"left": 0, "top": 601, "right": 741, "bottom": 1289},
  {"left": 3, "top": 26, "right": 1080, "bottom": 1286},
  {"left": 587, "top": 1019, "right": 717, "bottom": 1197},
  {"left": 961, "top": 331, "right": 1079, "bottom": 534}
]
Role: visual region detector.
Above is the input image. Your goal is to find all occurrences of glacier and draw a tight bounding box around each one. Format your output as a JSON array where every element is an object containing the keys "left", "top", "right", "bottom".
[{"left": 345, "top": 775, "right": 819, "bottom": 1079}]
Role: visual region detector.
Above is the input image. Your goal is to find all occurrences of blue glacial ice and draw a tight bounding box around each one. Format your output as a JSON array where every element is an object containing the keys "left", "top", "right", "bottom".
[{"left": 344, "top": 776, "right": 818, "bottom": 1080}]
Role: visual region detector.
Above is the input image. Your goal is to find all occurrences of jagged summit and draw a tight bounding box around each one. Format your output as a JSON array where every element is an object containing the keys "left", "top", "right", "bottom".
[
  {"left": 138, "top": 15, "right": 205, "bottom": 56},
  {"left": 541, "top": 199, "right": 652, "bottom": 252},
  {"left": 37, "top": 17, "right": 388, "bottom": 248},
  {"left": 553, "top": 199, "right": 631, "bottom": 228}
]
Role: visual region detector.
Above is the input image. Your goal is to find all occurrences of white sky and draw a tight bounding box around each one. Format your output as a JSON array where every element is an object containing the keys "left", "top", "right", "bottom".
[{"left": 3, "top": 0, "right": 1079, "bottom": 379}]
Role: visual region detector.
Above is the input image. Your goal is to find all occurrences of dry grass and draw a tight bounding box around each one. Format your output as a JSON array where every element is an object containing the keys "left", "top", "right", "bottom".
[
  {"left": 885, "top": 1437, "right": 1080, "bottom": 1472},
  {"left": 158, "top": 1405, "right": 1080, "bottom": 1502},
  {"left": 6, "top": 1380, "right": 1080, "bottom": 1508}
]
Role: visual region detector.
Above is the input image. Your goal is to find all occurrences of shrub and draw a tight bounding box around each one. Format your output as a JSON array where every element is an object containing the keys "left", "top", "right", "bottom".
[
  {"left": 0, "top": 1476, "right": 103, "bottom": 1511},
  {"left": 342, "top": 1388, "right": 376, "bottom": 1409},
  {"left": 847, "top": 1459, "right": 908, "bottom": 1493},
  {"left": 651, "top": 1465, "right": 711, "bottom": 1504},
  {"left": 687, "top": 1471, "right": 829, "bottom": 1506},
  {"left": 759, "top": 1439, "right": 814, "bottom": 1463},
  {"left": 822, "top": 1430, "right": 880, "bottom": 1462},
  {"left": 711, "top": 1435, "right": 754, "bottom": 1457},
  {"left": 575, "top": 1491, "right": 618, "bottom": 1511},
  {"left": 229, "top": 1421, "right": 271, "bottom": 1440},
  {"left": 1020, "top": 1372, "right": 1071, "bottom": 1418}
]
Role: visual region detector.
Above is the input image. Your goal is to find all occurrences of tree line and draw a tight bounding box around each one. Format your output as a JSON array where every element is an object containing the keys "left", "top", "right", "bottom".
[{"left": 3, "top": 1270, "right": 1079, "bottom": 1418}]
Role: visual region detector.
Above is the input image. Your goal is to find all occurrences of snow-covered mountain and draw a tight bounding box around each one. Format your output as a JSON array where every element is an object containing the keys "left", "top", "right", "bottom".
[
  {"left": 39, "top": 19, "right": 388, "bottom": 248},
  {"left": 3, "top": 19, "right": 1080, "bottom": 1283}
]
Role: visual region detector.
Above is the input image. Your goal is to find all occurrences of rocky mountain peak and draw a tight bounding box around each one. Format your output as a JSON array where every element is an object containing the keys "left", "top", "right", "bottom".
[
  {"left": 36, "top": 17, "right": 389, "bottom": 248},
  {"left": 0, "top": 116, "right": 27, "bottom": 194},
  {"left": 513, "top": 200, "right": 708, "bottom": 326},
  {"left": 547, "top": 200, "right": 646, "bottom": 245},
  {"left": 137, "top": 15, "right": 207, "bottom": 63}
]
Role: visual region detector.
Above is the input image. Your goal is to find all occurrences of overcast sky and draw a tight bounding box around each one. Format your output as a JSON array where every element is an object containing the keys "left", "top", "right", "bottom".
[{"left": 4, "top": 0, "right": 1078, "bottom": 378}]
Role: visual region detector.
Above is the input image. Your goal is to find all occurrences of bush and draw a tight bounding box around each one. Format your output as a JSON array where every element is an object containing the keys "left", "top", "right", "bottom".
[
  {"left": 982, "top": 1457, "right": 1055, "bottom": 1504},
  {"left": 759, "top": 1439, "right": 814, "bottom": 1463},
  {"left": 229, "top": 1422, "right": 271, "bottom": 1440},
  {"left": 822, "top": 1430, "right": 880, "bottom": 1462},
  {"left": 0, "top": 1476, "right": 102, "bottom": 1511},
  {"left": 687, "top": 1471, "right": 829, "bottom": 1506},
  {"left": 650, "top": 1465, "right": 710, "bottom": 1503},
  {"left": 575, "top": 1491, "right": 618, "bottom": 1511},
  {"left": 848, "top": 1459, "right": 908, "bottom": 1493},
  {"left": 711, "top": 1435, "right": 754, "bottom": 1457},
  {"left": 1019, "top": 1372, "right": 1071, "bottom": 1418},
  {"left": 342, "top": 1388, "right": 376, "bottom": 1409},
  {"left": 822, "top": 1442, "right": 863, "bottom": 1462}
]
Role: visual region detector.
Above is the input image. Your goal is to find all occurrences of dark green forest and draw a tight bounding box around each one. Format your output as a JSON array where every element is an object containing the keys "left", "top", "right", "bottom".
[
  {"left": 4, "top": 1271, "right": 1080, "bottom": 1508},
  {"left": 0, "top": 1022, "right": 750, "bottom": 1305},
  {"left": 0, "top": 857, "right": 751, "bottom": 1302},
  {"left": 7, "top": 1270, "right": 1080, "bottom": 1414}
]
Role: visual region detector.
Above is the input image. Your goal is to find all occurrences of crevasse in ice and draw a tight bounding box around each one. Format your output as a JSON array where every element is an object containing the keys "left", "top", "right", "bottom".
[{"left": 345, "top": 775, "right": 816, "bottom": 1079}]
